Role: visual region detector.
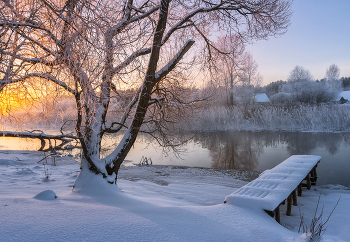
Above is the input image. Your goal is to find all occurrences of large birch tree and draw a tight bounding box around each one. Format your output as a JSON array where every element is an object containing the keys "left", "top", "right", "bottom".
[{"left": 0, "top": 0, "right": 292, "bottom": 185}]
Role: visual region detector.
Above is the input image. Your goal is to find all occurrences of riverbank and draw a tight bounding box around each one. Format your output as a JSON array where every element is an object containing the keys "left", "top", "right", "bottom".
[{"left": 0, "top": 150, "right": 349, "bottom": 241}]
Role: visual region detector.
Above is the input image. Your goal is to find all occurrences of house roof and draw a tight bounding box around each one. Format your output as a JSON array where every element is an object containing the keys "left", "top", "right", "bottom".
[{"left": 254, "top": 93, "right": 270, "bottom": 103}]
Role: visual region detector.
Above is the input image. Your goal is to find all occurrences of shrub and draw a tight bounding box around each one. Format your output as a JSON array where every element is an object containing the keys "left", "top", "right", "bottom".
[
  {"left": 281, "top": 81, "right": 338, "bottom": 104},
  {"left": 270, "top": 92, "right": 292, "bottom": 104},
  {"left": 183, "top": 103, "right": 350, "bottom": 132},
  {"left": 265, "top": 80, "right": 287, "bottom": 97}
]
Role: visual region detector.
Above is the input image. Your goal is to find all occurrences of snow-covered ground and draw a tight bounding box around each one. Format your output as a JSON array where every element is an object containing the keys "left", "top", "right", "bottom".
[
  {"left": 0, "top": 150, "right": 349, "bottom": 242},
  {"left": 337, "top": 91, "right": 350, "bottom": 101}
]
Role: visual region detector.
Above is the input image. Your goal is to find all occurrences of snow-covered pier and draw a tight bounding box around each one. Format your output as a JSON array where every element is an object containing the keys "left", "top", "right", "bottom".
[{"left": 225, "top": 155, "right": 321, "bottom": 223}]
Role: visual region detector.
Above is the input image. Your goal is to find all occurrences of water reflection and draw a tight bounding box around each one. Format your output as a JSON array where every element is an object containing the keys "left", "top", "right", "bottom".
[
  {"left": 193, "top": 131, "right": 263, "bottom": 171},
  {"left": 193, "top": 131, "right": 350, "bottom": 168},
  {"left": 1, "top": 130, "right": 350, "bottom": 187},
  {"left": 279, "top": 132, "right": 347, "bottom": 155},
  {"left": 192, "top": 131, "right": 350, "bottom": 187}
]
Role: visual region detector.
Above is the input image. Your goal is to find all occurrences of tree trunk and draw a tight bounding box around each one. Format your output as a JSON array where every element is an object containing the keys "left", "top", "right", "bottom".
[{"left": 81, "top": 0, "right": 171, "bottom": 184}]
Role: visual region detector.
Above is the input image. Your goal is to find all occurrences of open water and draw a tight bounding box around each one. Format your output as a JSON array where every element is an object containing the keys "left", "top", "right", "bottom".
[{"left": 1, "top": 130, "right": 349, "bottom": 188}]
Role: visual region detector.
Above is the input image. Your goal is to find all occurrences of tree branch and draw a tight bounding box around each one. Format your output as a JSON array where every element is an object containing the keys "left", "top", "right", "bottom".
[
  {"left": 1, "top": 131, "right": 77, "bottom": 140},
  {"left": 0, "top": 21, "right": 62, "bottom": 48},
  {"left": 104, "top": 88, "right": 141, "bottom": 134},
  {"left": 107, "top": 2, "right": 158, "bottom": 38},
  {"left": 3, "top": 73, "right": 77, "bottom": 95},
  {"left": 0, "top": 50, "right": 56, "bottom": 66},
  {"left": 155, "top": 39, "right": 195, "bottom": 83},
  {"left": 161, "top": 3, "right": 226, "bottom": 45},
  {"left": 111, "top": 47, "right": 152, "bottom": 76}
]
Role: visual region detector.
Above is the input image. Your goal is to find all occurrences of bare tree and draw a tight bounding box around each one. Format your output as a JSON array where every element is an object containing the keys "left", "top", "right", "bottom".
[
  {"left": 281, "top": 65, "right": 338, "bottom": 104},
  {"left": 325, "top": 64, "right": 341, "bottom": 91},
  {"left": 287, "top": 65, "right": 313, "bottom": 83},
  {"left": 325, "top": 64, "right": 340, "bottom": 81},
  {"left": 241, "top": 52, "right": 262, "bottom": 87},
  {"left": 213, "top": 38, "right": 262, "bottom": 106},
  {"left": 213, "top": 34, "right": 246, "bottom": 106},
  {"left": 0, "top": 0, "right": 292, "bottom": 185}
]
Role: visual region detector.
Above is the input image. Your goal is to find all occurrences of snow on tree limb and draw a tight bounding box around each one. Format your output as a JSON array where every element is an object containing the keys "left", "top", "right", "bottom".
[
  {"left": 161, "top": 5, "right": 214, "bottom": 45},
  {"left": 108, "top": 2, "right": 159, "bottom": 37},
  {"left": 0, "top": 21, "right": 61, "bottom": 48},
  {"left": 1, "top": 73, "right": 77, "bottom": 95},
  {"left": 1, "top": 131, "right": 77, "bottom": 140},
  {"left": 0, "top": 50, "right": 56, "bottom": 66},
  {"left": 155, "top": 39, "right": 195, "bottom": 82},
  {"left": 1, "top": 131, "right": 78, "bottom": 151},
  {"left": 104, "top": 88, "right": 142, "bottom": 134},
  {"left": 111, "top": 48, "right": 152, "bottom": 76}
]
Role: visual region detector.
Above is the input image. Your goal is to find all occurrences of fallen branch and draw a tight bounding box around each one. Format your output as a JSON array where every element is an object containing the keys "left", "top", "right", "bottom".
[{"left": 1, "top": 130, "right": 79, "bottom": 151}]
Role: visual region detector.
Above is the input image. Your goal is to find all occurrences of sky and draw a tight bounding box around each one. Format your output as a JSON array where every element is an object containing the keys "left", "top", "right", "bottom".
[{"left": 246, "top": 0, "right": 350, "bottom": 85}]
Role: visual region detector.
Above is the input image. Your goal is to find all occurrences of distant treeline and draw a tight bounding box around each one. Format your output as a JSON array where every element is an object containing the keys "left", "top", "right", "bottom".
[
  {"left": 264, "top": 77, "right": 350, "bottom": 97},
  {"left": 183, "top": 104, "right": 350, "bottom": 132},
  {"left": 341, "top": 77, "right": 350, "bottom": 89}
]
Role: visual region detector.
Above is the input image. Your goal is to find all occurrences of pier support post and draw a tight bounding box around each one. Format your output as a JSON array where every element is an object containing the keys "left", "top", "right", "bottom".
[
  {"left": 298, "top": 184, "right": 302, "bottom": 196},
  {"left": 292, "top": 189, "right": 297, "bottom": 206},
  {"left": 275, "top": 206, "right": 280, "bottom": 224},
  {"left": 306, "top": 173, "right": 311, "bottom": 190},
  {"left": 286, "top": 194, "right": 293, "bottom": 216}
]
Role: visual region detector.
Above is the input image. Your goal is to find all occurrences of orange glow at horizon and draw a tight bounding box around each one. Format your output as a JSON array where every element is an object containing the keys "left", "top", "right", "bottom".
[
  {"left": 0, "top": 80, "right": 70, "bottom": 117},
  {"left": 0, "top": 84, "right": 33, "bottom": 116}
]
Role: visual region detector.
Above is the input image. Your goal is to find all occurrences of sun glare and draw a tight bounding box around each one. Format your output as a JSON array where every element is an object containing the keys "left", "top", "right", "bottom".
[
  {"left": 0, "top": 80, "right": 70, "bottom": 117},
  {"left": 0, "top": 85, "right": 30, "bottom": 116}
]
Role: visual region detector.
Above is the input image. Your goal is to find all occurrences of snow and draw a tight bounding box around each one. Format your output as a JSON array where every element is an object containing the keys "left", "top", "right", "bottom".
[
  {"left": 33, "top": 190, "right": 57, "bottom": 200},
  {"left": 337, "top": 91, "right": 350, "bottom": 101},
  {"left": 0, "top": 150, "right": 349, "bottom": 242},
  {"left": 225, "top": 155, "right": 321, "bottom": 211}
]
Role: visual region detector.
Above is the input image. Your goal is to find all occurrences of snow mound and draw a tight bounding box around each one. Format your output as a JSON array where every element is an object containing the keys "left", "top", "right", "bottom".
[
  {"left": 73, "top": 164, "right": 123, "bottom": 198},
  {"left": 0, "top": 159, "right": 28, "bottom": 166},
  {"left": 337, "top": 91, "right": 350, "bottom": 101},
  {"left": 33, "top": 190, "right": 57, "bottom": 200}
]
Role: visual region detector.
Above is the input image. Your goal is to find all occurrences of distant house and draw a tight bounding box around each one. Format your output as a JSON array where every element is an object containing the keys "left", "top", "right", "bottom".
[
  {"left": 337, "top": 91, "right": 350, "bottom": 103},
  {"left": 253, "top": 93, "right": 270, "bottom": 103}
]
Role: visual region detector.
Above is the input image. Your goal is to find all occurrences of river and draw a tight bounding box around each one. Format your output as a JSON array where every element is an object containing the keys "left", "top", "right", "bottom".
[{"left": 1, "top": 130, "right": 349, "bottom": 188}]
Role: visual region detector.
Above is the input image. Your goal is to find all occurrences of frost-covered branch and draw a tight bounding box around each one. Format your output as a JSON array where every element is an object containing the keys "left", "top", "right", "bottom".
[
  {"left": 2, "top": 73, "right": 77, "bottom": 95},
  {"left": 16, "top": 30, "right": 57, "bottom": 57},
  {"left": 161, "top": 3, "right": 226, "bottom": 45},
  {"left": 1, "top": 131, "right": 78, "bottom": 140},
  {"left": 148, "top": 97, "right": 165, "bottom": 106},
  {"left": 1, "top": 131, "right": 78, "bottom": 151},
  {"left": 0, "top": 50, "right": 56, "bottom": 66},
  {"left": 104, "top": 88, "right": 141, "bottom": 134},
  {"left": 111, "top": 47, "right": 152, "bottom": 76},
  {"left": 129, "top": 5, "right": 159, "bottom": 23},
  {"left": 0, "top": 21, "right": 62, "bottom": 48},
  {"left": 155, "top": 40, "right": 195, "bottom": 82},
  {"left": 108, "top": 2, "right": 159, "bottom": 37}
]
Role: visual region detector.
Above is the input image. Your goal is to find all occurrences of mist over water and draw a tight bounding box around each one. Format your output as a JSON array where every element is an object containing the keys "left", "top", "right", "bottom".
[
  {"left": 191, "top": 131, "right": 350, "bottom": 187},
  {"left": 1, "top": 130, "right": 349, "bottom": 187},
  {"left": 122, "top": 131, "right": 350, "bottom": 187}
]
